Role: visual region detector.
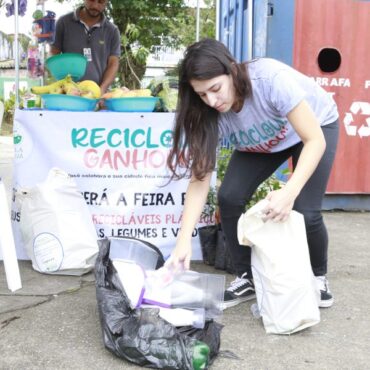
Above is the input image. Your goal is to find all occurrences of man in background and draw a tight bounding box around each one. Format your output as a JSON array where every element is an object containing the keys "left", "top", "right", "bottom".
[{"left": 51, "top": 0, "right": 120, "bottom": 94}]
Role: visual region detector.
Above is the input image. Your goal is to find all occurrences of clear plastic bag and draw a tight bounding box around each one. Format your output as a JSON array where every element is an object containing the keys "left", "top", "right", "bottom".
[{"left": 95, "top": 238, "right": 223, "bottom": 369}]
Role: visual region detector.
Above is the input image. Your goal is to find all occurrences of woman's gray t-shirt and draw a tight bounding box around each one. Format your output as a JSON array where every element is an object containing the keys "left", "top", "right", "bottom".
[{"left": 218, "top": 58, "right": 339, "bottom": 153}]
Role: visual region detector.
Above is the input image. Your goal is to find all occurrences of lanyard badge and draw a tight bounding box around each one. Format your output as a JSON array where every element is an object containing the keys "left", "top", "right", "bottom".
[{"left": 83, "top": 48, "right": 92, "bottom": 62}]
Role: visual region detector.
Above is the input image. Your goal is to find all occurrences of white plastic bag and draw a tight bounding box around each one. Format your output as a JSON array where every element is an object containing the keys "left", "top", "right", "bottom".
[
  {"left": 237, "top": 200, "right": 320, "bottom": 334},
  {"left": 18, "top": 168, "right": 98, "bottom": 275}
]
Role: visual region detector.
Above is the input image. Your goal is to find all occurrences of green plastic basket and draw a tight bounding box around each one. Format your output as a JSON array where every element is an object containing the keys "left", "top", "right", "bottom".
[
  {"left": 46, "top": 53, "right": 88, "bottom": 81},
  {"left": 41, "top": 94, "right": 98, "bottom": 111},
  {"left": 104, "top": 97, "right": 159, "bottom": 112}
]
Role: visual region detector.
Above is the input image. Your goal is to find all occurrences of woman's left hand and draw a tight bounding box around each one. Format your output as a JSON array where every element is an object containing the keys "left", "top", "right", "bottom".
[{"left": 263, "top": 186, "right": 298, "bottom": 222}]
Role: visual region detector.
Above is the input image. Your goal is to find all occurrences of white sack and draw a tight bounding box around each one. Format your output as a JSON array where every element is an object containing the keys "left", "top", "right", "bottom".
[
  {"left": 18, "top": 168, "right": 98, "bottom": 275},
  {"left": 238, "top": 200, "right": 320, "bottom": 334}
]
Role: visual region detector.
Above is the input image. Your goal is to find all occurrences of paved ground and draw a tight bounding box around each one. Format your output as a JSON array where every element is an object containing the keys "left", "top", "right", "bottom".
[{"left": 1, "top": 136, "right": 370, "bottom": 369}]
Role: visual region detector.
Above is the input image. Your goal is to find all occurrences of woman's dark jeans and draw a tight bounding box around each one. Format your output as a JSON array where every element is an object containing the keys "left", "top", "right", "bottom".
[{"left": 218, "top": 120, "right": 339, "bottom": 277}]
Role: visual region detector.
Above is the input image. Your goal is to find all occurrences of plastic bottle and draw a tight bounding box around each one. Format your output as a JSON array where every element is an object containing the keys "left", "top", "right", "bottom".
[{"left": 192, "top": 340, "right": 210, "bottom": 370}]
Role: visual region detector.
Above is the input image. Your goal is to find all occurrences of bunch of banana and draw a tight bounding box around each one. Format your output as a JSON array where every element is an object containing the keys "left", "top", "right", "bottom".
[
  {"left": 31, "top": 75, "right": 73, "bottom": 95},
  {"left": 78, "top": 80, "right": 101, "bottom": 99},
  {"left": 101, "top": 87, "right": 129, "bottom": 99},
  {"left": 121, "top": 89, "right": 152, "bottom": 97},
  {"left": 31, "top": 75, "right": 101, "bottom": 99},
  {"left": 102, "top": 88, "right": 152, "bottom": 99}
]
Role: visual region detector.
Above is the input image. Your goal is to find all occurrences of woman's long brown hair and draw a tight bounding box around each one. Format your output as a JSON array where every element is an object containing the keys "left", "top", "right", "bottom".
[{"left": 167, "top": 38, "right": 252, "bottom": 181}]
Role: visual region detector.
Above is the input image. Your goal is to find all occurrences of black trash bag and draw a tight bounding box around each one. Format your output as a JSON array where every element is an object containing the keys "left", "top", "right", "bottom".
[
  {"left": 177, "top": 321, "right": 224, "bottom": 363},
  {"left": 95, "top": 237, "right": 223, "bottom": 369},
  {"left": 198, "top": 225, "right": 218, "bottom": 266},
  {"left": 214, "top": 229, "right": 235, "bottom": 275}
]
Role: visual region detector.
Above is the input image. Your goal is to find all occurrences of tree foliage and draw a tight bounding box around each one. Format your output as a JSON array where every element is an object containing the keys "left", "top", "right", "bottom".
[
  {"left": 118, "top": 23, "right": 150, "bottom": 89},
  {"left": 107, "top": 0, "right": 189, "bottom": 48},
  {"left": 106, "top": 0, "right": 190, "bottom": 88},
  {"left": 56, "top": 0, "right": 216, "bottom": 88},
  {"left": 169, "top": 0, "right": 216, "bottom": 46}
]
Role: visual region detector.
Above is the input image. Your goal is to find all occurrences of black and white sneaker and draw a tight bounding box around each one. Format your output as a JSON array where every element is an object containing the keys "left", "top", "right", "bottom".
[
  {"left": 316, "top": 276, "right": 334, "bottom": 308},
  {"left": 222, "top": 273, "right": 256, "bottom": 309}
]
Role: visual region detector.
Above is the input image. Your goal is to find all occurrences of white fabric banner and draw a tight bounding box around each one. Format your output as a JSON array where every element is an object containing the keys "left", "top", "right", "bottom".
[{"left": 10, "top": 110, "right": 215, "bottom": 260}]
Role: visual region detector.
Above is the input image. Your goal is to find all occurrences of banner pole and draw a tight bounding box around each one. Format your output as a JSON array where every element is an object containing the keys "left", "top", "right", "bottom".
[
  {"left": 14, "top": 0, "right": 20, "bottom": 108},
  {"left": 0, "top": 177, "right": 22, "bottom": 292}
]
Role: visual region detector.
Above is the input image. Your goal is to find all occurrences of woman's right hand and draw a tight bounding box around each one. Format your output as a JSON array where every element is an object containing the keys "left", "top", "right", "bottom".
[
  {"left": 165, "top": 172, "right": 212, "bottom": 271},
  {"left": 165, "top": 238, "right": 192, "bottom": 271}
]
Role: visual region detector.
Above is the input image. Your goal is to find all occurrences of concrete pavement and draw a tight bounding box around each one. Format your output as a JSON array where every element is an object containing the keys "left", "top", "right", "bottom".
[{"left": 1, "top": 135, "right": 370, "bottom": 369}]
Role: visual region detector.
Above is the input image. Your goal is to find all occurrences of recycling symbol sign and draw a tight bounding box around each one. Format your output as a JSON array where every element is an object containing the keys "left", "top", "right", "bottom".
[{"left": 343, "top": 101, "right": 370, "bottom": 138}]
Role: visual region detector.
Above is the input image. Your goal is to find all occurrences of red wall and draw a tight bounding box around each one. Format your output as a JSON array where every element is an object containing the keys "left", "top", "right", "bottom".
[{"left": 293, "top": 0, "right": 370, "bottom": 193}]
